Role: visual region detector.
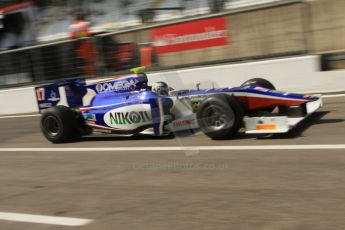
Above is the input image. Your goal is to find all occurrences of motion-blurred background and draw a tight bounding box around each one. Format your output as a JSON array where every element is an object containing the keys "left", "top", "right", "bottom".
[{"left": 0, "top": 0, "right": 344, "bottom": 87}]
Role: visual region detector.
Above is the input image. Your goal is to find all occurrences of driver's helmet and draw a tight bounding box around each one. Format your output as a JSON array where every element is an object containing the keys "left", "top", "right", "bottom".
[{"left": 152, "top": 81, "right": 169, "bottom": 95}]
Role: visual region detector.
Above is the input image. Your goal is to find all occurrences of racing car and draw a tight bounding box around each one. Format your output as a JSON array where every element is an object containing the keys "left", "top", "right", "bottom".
[{"left": 35, "top": 67, "right": 323, "bottom": 143}]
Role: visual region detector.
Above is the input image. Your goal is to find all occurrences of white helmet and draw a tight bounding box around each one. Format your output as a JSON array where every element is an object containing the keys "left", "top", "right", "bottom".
[{"left": 152, "top": 81, "right": 169, "bottom": 95}]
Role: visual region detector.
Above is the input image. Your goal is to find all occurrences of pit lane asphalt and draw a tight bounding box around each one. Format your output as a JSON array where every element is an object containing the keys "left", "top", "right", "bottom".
[{"left": 0, "top": 97, "right": 345, "bottom": 230}]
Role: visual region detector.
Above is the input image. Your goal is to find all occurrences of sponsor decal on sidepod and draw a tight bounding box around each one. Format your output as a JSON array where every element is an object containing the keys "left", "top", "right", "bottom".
[
  {"left": 104, "top": 104, "right": 152, "bottom": 129},
  {"left": 173, "top": 119, "right": 196, "bottom": 127}
]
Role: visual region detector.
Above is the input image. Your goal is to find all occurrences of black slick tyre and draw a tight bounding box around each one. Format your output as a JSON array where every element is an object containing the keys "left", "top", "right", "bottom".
[
  {"left": 241, "top": 78, "right": 276, "bottom": 90},
  {"left": 197, "top": 94, "right": 243, "bottom": 140},
  {"left": 41, "top": 106, "right": 79, "bottom": 143}
]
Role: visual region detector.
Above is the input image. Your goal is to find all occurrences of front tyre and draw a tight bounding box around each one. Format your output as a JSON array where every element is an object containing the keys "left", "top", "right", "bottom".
[
  {"left": 197, "top": 94, "right": 243, "bottom": 140},
  {"left": 41, "top": 106, "right": 79, "bottom": 143},
  {"left": 241, "top": 78, "right": 275, "bottom": 90}
]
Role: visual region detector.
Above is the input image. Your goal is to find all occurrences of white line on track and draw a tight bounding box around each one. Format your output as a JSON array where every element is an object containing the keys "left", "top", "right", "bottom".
[
  {"left": 0, "top": 114, "right": 40, "bottom": 119},
  {"left": 1, "top": 145, "right": 345, "bottom": 152},
  {"left": 0, "top": 212, "right": 93, "bottom": 226},
  {"left": 322, "top": 93, "right": 345, "bottom": 98}
]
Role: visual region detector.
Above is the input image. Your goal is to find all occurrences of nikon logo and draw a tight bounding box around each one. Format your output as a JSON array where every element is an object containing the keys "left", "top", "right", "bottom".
[
  {"left": 109, "top": 111, "right": 151, "bottom": 125},
  {"left": 104, "top": 104, "right": 152, "bottom": 129}
]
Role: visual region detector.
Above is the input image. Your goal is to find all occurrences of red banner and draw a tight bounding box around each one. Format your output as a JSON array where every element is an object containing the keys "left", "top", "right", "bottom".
[{"left": 152, "top": 17, "right": 229, "bottom": 54}]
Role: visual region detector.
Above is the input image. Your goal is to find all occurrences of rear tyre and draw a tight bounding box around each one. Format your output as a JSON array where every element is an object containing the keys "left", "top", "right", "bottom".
[
  {"left": 41, "top": 106, "right": 79, "bottom": 143},
  {"left": 197, "top": 94, "right": 243, "bottom": 140}
]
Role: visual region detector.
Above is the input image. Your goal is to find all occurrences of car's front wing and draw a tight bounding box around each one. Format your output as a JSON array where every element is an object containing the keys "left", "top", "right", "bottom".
[{"left": 244, "top": 96, "right": 323, "bottom": 134}]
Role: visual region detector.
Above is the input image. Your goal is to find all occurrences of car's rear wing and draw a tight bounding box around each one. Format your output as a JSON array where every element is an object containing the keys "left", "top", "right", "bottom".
[
  {"left": 35, "top": 78, "right": 87, "bottom": 111},
  {"left": 34, "top": 67, "right": 148, "bottom": 112}
]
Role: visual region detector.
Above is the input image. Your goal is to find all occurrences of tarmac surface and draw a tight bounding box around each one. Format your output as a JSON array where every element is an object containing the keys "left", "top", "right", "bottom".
[{"left": 0, "top": 96, "right": 345, "bottom": 229}]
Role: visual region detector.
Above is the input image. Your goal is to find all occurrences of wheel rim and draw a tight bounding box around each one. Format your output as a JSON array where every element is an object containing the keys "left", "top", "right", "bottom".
[
  {"left": 43, "top": 116, "right": 60, "bottom": 137},
  {"left": 203, "top": 105, "right": 234, "bottom": 132}
]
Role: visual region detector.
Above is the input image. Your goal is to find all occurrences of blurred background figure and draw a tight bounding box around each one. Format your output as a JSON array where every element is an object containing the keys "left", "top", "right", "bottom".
[
  {"left": 69, "top": 11, "right": 96, "bottom": 76},
  {"left": 69, "top": 12, "right": 91, "bottom": 39}
]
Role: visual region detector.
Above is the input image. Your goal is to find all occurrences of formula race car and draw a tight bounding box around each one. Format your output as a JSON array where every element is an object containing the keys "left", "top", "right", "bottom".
[{"left": 35, "top": 67, "right": 323, "bottom": 143}]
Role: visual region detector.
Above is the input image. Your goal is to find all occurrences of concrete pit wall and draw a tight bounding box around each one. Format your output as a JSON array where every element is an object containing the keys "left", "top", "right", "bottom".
[
  {"left": 112, "top": 0, "right": 345, "bottom": 65},
  {"left": 309, "top": 0, "right": 345, "bottom": 53},
  {"left": 160, "top": 3, "right": 306, "bottom": 66},
  {"left": 112, "top": 2, "right": 307, "bottom": 67}
]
